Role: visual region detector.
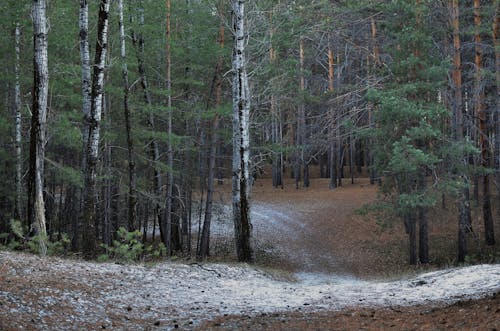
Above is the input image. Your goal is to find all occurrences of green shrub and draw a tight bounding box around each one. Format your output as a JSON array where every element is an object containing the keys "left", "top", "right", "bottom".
[
  {"left": 100, "top": 227, "right": 166, "bottom": 263},
  {"left": 0, "top": 220, "right": 70, "bottom": 256}
]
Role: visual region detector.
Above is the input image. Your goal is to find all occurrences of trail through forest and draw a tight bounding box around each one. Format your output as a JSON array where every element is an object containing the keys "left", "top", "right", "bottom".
[
  {"left": 234, "top": 178, "right": 382, "bottom": 276},
  {"left": 1, "top": 179, "right": 499, "bottom": 330}
]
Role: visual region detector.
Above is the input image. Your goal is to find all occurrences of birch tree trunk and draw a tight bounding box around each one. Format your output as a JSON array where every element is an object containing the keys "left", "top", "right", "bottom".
[
  {"left": 118, "top": 0, "right": 137, "bottom": 232},
  {"left": 232, "top": 0, "right": 253, "bottom": 262},
  {"left": 82, "top": 0, "right": 110, "bottom": 257},
  {"left": 80, "top": 0, "right": 91, "bottom": 170},
  {"left": 76, "top": 0, "right": 91, "bottom": 250},
  {"left": 28, "top": 0, "right": 49, "bottom": 255},
  {"left": 14, "top": 23, "right": 22, "bottom": 221}
]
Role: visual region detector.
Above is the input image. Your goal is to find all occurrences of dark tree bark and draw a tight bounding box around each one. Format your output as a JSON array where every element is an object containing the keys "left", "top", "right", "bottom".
[
  {"left": 450, "top": 0, "right": 469, "bottom": 263},
  {"left": 407, "top": 213, "right": 417, "bottom": 265},
  {"left": 494, "top": 2, "right": 500, "bottom": 231},
  {"left": 418, "top": 172, "right": 429, "bottom": 264},
  {"left": 165, "top": 0, "right": 174, "bottom": 255},
  {"left": 474, "top": 0, "right": 495, "bottom": 246},
  {"left": 298, "top": 37, "right": 307, "bottom": 188},
  {"left": 118, "top": 0, "right": 137, "bottom": 232},
  {"left": 199, "top": 8, "right": 225, "bottom": 259},
  {"left": 324, "top": 43, "right": 335, "bottom": 185},
  {"left": 131, "top": 2, "right": 163, "bottom": 248},
  {"left": 269, "top": 13, "right": 283, "bottom": 189}
]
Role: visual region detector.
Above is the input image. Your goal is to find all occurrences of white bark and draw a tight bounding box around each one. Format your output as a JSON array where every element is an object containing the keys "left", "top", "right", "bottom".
[
  {"left": 30, "top": 0, "right": 49, "bottom": 255},
  {"left": 14, "top": 22, "right": 22, "bottom": 220},
  {"left": 232, "top": 0, "right": 253, "bottom": 262},
  {"left": 82, "top": 0, "right": 111, "bottom": 256},
  {"left": 79, "top": 0, "right": 91, "bottom": 169}
]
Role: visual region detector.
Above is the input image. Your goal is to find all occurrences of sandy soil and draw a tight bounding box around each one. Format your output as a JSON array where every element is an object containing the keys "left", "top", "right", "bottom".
[{"left": 199, "top": 292, "right": 500, "bottom": 330}]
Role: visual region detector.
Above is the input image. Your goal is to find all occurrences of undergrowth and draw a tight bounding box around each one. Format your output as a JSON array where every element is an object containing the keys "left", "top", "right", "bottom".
[
  {"left": 98, "top": 227, "right": 166, "bottom": 263},
  {"left": 0, "top": 219, "right": 70, "bottom": 256}
]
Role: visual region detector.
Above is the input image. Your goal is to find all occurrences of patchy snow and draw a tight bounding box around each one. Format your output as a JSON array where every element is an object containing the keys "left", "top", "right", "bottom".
[{"left": 0, "top": 251, "right": 499, "bottom": 330}]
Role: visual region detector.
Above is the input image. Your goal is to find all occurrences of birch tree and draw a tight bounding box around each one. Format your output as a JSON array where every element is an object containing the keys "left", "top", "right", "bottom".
[
  {"left": 82, "top": 0, "right": 111, "bottom": 257},
  {"left": 79, "top": 0, "right": 91, "bottom": 170},
  {"left": 77, "top": 0, "right": 91, "bottom": 249},
  {"left": 232, "top": 0, "right": 253, "bottom": 262},
  {"left": 28, "top": 0, "right": 49, "bottom": 255},
  {"left": 14, "top": 22, "right": 22, "bottom": 221}
]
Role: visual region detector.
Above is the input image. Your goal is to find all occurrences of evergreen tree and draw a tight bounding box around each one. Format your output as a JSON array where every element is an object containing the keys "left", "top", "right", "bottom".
[{"left": 368, "top": 0, "right": 448, "bottom": 264}]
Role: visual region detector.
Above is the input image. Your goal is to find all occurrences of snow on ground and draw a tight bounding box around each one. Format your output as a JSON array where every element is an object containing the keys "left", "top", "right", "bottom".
[{"left": 0, "top": 251, "right": 499, "bottom": 330}]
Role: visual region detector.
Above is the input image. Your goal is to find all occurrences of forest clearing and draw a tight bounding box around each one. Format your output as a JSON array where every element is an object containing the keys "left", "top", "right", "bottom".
[
  {"left": 1, "top": 0, "right": 500, "bottom": 329},
  {"left": 1, "top": 178, "right": 500, "bottom": 330}
]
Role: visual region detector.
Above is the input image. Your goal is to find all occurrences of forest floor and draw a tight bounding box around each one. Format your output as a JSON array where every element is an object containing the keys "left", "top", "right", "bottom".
[{"left": 1, "top": 178, "right": 500, "bottom": 330}]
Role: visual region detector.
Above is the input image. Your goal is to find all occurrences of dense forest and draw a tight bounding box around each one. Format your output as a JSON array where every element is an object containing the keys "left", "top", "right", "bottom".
[{"left": 0, "top": 0, "right": 499, "bottom": 267}]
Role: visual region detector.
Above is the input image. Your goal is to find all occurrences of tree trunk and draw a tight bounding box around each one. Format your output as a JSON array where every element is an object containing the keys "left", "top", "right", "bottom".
[
  {"left": 78, "top": 0, "right": 91, "bottom": 249},
  {"left": 103, "top": 134, "right": 112, "bottom": 246},
  {"left": 492, "top": 0, "right": 500, "bottom": 245},
  {"left": 418, "top": 172, "right": 429, "bottom": 264},
  {"left": 102, "top": 81, "right": 112, "bottom": 246},
  {"left": 14, "top": 23, "right": 23, "bottom": 222},
  {"left": 327, "top": 42, "right": 338, "bottom": 190},
  {"left": 131, "top": 3, "right": 163, "bottom": 248},
  {"left": 407, "top": 213, "right": 417, "bottom": 265},
  {"left": 28, "top": 0, "right": 49, "bottom": 255},
  {"left": 450, "top": 0, "right": 469, "bottom": 263},
  {"left": 232, "top": 0, "right": 253, "bottom": 262},
  {"left": 82, "top": 0, "right": 110, "bottom": 258},
  {"left": 164, "top": 0, "right": 174, "bottom": 255},
  {"left": 298, "top": 37, "right": 307, "bottom": 188},
  {"left": 118, "top": 0, "right": 137, "bottom": 232},
  {"left": 269, "top": 17, "right": 283, "bottom": 189},
  {"left": 474, "top": 0, "right": 495, "bottom": 245},
  {"left": 79, "top": 0, "right": 91, "bottom": 171},
  {"left": 198, "top": 8, "right": 225, "bottom": 259}
]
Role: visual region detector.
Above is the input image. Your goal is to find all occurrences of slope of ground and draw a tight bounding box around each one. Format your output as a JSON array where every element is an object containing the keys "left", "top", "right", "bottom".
[
  {"left": 1, "top": 178, "right": 499, "bottom": 330},
  {"left": 200, "top": 292, "right": 500, "bottom": 330},
  {"left": 1, "top": 251, "right": 499, "bottom": 330},
  {"left": 210, "top": 177, "right": 500, "bottom": 278}
]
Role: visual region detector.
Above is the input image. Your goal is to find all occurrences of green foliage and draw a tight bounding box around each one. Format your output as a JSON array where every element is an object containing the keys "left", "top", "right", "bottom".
[
  {"left": 0, "top": 220, "right": 70, "bottom": 256},
  {"left": 99, "top": 227, "right": 166, "bottom": 263},
  {"left": 365, "top": 0, "right": 451, "bottom": 223}
]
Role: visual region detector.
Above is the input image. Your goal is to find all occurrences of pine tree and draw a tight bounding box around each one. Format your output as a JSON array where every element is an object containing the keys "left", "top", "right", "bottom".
[{"left": 368, "top": 0, "right": 448, "bottom": 264}]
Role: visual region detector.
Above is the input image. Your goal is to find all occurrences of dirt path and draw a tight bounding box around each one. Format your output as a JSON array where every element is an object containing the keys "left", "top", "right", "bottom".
[
  {"left": 250, "top": 178, "right": 379, "bottom": 275},
  {"left": 1, "top": 178, "right": 499, "bottom": 330},
  {"left": 1, "top": 251, "right": 499, "bottom": 330}
]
